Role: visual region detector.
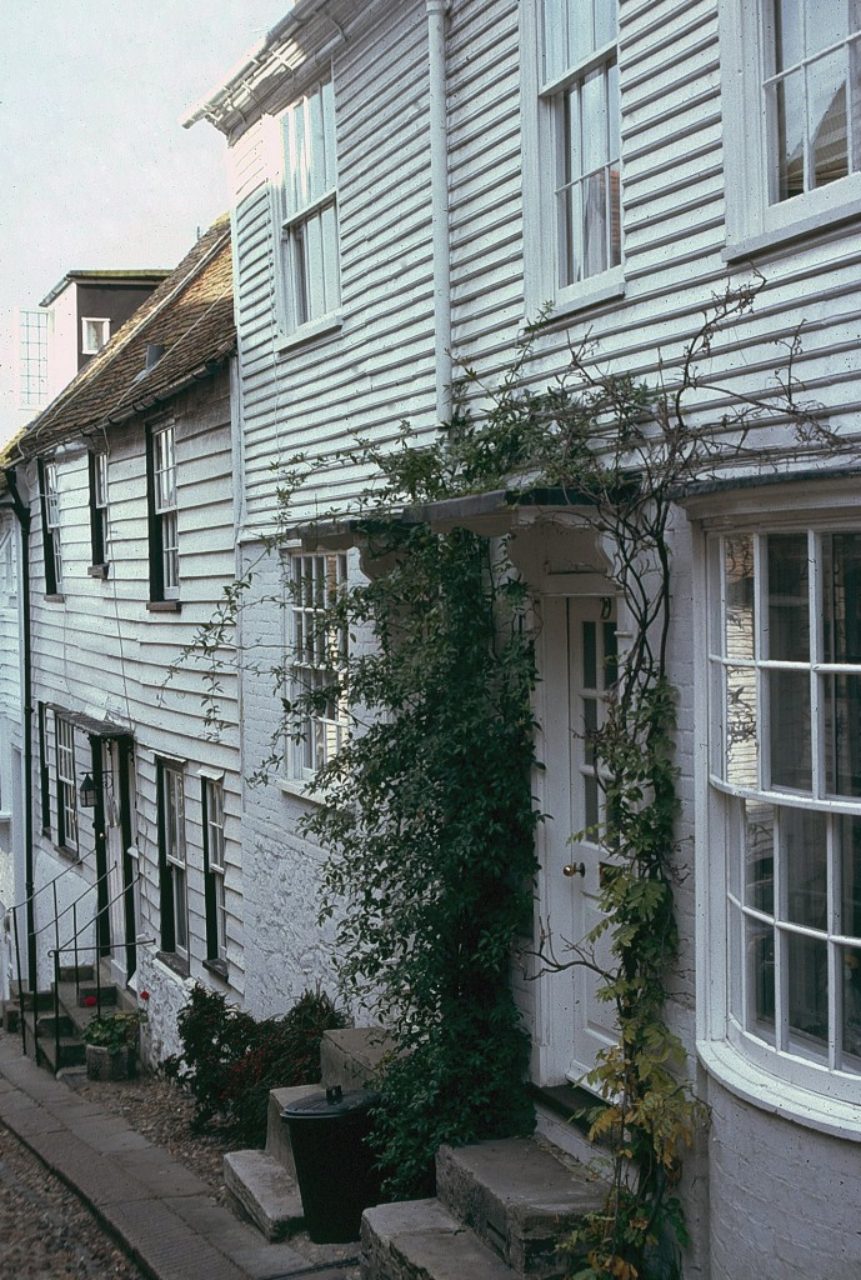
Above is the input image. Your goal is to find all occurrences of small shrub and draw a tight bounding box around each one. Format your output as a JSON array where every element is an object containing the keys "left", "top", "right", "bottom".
[{"left": 164, "top": 984, "right": 347, "bottom": 1145}]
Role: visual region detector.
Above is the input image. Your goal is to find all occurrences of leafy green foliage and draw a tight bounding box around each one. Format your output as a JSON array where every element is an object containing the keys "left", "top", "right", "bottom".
[
  {"left": 164, "top": 984, "right": 346, "bottom": 1145},
  {"left": 83, "top": 1012, "right": 141, "bottom": 1052}
]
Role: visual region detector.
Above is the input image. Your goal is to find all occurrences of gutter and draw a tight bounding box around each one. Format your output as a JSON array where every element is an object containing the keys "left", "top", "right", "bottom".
[
  {"left": 3, "top": 467, "right": 36, "bottom": 992},
  {"left": 426, "top": 0, "right": 453, "bottom": 425}
]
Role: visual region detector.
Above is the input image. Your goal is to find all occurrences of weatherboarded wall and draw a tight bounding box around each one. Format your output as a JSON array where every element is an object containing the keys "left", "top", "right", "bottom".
[{"left": 25, "top": 369, "right": 245, "bottom": 1027}]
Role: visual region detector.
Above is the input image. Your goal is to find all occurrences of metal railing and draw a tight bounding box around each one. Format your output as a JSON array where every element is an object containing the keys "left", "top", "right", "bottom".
[
  {"left": 9, "top": 862, "right": 141, "bottom": 1069},
  {"left": 46, "top": 909, "right": 153, "bottom": 1077}
]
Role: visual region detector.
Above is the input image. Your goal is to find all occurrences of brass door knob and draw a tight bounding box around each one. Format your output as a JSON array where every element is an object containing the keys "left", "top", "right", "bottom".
[{"left": 563, "top": 862, "right": 586, "bottom": 878}]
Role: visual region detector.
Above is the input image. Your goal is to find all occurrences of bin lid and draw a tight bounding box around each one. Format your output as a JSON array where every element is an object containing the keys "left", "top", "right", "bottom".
[{"left": 282, "top": 1086, "right": 380, "bottom": 1120}]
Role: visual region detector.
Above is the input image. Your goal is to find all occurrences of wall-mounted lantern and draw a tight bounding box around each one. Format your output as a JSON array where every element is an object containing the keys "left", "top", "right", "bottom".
[{"left": 79, "top": 773, "right": 97, "bottom": 808}]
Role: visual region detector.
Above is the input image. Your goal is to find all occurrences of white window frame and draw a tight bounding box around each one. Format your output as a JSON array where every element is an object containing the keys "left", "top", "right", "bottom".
[
  {"left": 159, "top": 763, "right": 188, "bottom": 959},
  {"left": 521, "top": 0, "right": 624, "bottom": 320},
  {"left": 694, "top": 489, "right": 861, "bottom": 1136},
  {"left": 55, "top": 715, "right": 78, "bottom": 854},
  {"left": 18, "top": 308, "right": 48, "bottom": 411},
  {"left": 286, "top": 551, "right": 349, "bottom": 785},
  {"left": 721, "top": 0, "right": 861, "bottom": 259},
  {"left": 267, "top": 75, "right": 342, "bottom": 347},
  {"left": 90, "top": 450, "right": 110, "bottom": 567},
  {"left": 44, "top": 461, "right": 63, "bottom": 592},
  {"left": 81, "top": 317, "right": 110, "bottom": 355},
  {"left": 152, "top": 423, "right": 179, "bottom": 600}
]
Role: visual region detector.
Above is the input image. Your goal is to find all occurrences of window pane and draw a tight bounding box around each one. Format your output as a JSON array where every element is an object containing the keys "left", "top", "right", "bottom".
[
  {"left": 783, "top": 804, "right": 827, "bottom": 929},
  {"left": 746, "top": 918, "right": 775, "bottom": 1042},
  {"left": 823, "top": 533, "right": 861, "bottom": 663},
  {"left": 825, "top": 673, "right": 861, "bottom": 796},
  {"left": 581, "top": 67, "right": 608, "bottom": 171},
  {"left": 806, "top": 2, "right": 850, "bottom": 57},
  {"left": 173, "top": 868, "right": 188, "bottom": 952},
  {"left": 304, "top": 211, "right": 325, "bottom": 322},
  {"left": 602, "top": 621, "right": 618, "bottom": 689},
  {"left": 726, "top": 665, "right": 758, "bottom": 786},
  {"left": 729, "top": 901, "right": 743, "bottom": 1021},
  {"left": 773, "top": 0, "right": 802, "bottom": 72},
  {"left": 322, "top": 79, "right": 337, "bottom": 189},
  {"left": 842, "top": 946, "right": 861, "bottom": 1063},
  {"left": 840, "top": 814, "right": 861, "bottom": 937},
  {"left": 787, "top": 932, "right": 828, "bottom": 1057},
  {"left": 769, "top": 669, "right": 811, "bottom": 790},
  {"left": 725, "top": 535, "right": 755, "bottom": 660},
  {"left": 542, "top": 0, "right": 567, "bottom": 82},
  {"left": 583, "top": 172, "right": 609, "bottom": 277},
  {"left": 592, "top": 0, "right": 616, "bottom": 49},
  {"left": 767, "top": 534, "right": 809, "bottom": 660},
  {"left": 745, "top": 800, "right": 775, "bottom": 914},
  {"left": 808, "top": 53, "right": 848, "bottom": 187},
  {"left": 774, "top": 70, "right": 806, "bottom": 199}
]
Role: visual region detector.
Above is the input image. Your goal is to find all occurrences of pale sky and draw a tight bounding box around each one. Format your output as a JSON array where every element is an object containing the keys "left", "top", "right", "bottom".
[{"left": 0, "top": 0, "right": 292, "bottom": 444}]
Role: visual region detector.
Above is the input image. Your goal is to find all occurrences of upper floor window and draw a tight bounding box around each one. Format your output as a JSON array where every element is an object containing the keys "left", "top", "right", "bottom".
[
  {"left": 39, "top": 459, "right": 63, "bottom": 596},
  {"left": 707, "top": 526, "right": 861, "bottom": 1103},
  {"left": 545, "top": 0, "right": 621, "bottom": 287},
  {"left": 287, "top": 551, "right": 349, "bottom": 783},
  {"left": 18, "top": 309, "right": 48, "bottom": 411},
  {"left": 722, "top": 0, "right": 861, "bottom": 253},
  {"left": 81, "top": 317, "right": 110, "bottom": 355},
  {"left": 276, "top": 78, "right": 341, "bottom": 337},
  {"left": 146, "top": 422, "right": 179, "bottom": 605},
  {"left": 89, "top": 451, "right": 110, "bottom": 572}
]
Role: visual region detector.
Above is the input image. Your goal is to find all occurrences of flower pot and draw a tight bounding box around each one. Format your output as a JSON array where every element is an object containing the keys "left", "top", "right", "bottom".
[{"left": 85, "top": 1042, "right": 137, "bottom": 1081}]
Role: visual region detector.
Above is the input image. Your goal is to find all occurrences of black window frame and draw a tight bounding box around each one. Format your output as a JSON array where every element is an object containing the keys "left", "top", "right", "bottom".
[
  {"left": 37, "top": 458, "right": 62, "bottom": 597},
  {"left": 156, "top": 758, "right": 188, "bottom": 962},
  {"left": 201, "top": 775, "right": 228, "bottom": 975}
]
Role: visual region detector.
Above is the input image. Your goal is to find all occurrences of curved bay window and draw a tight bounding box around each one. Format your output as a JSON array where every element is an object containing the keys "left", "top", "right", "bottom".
[{"left": 708, "top": 529, "right": 861, "bottom": 1095}]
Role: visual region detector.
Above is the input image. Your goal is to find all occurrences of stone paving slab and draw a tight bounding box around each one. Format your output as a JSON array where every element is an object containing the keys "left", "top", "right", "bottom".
[{"left": 102, "top": 1196, "right": 248, "bottom": 1280}]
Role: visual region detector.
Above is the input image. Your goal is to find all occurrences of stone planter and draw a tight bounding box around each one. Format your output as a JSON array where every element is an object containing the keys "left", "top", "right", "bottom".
[{"left": 85, "top": 1042, "right": 137, "bottom": 1081}]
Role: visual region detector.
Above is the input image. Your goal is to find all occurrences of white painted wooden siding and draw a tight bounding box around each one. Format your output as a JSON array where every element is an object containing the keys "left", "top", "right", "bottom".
[{"left": 26, "top": 373, "right": 245, "bottom": 997}]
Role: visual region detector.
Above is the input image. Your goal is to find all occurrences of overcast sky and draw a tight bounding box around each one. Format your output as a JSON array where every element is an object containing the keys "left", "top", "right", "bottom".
[{"left": 0, "top": 0, "right": 291, "bottom": 443}]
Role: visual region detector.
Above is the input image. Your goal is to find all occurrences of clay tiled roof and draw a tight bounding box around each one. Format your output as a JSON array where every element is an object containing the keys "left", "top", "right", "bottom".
[{"left": 10, "top": 215, "right": 235, "bottom": 464}]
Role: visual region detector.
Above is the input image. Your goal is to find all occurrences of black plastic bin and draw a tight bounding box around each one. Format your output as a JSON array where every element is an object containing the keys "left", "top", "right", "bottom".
[{"left": 282, "top": 1085, "right": 381, "bottom": 1243}]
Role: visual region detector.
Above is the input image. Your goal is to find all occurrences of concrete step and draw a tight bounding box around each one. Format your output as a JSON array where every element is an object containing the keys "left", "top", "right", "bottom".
[
  {"left": 22, "top": 1012, "right": 86, "bottom": 1070},
  {"left": 266, "top": 1083, "right": 320, "bottom": 1174},
  {"left": 362, "top": 1199, "right": 516, "bottom": 1280},
  {"left": 223, "top": 1149, "right": 305, "bottom": 1242},
  {"left": 436, "top": 1137, "right": 607, "bottom": 1278},
  {"left": 321, "top": 1027, "right": 396, "bottom": 1091}
]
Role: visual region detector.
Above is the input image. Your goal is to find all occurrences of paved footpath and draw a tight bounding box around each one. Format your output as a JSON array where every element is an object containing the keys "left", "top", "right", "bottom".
[{"left": 0, "top": 1035, "right": 357, "bottom": 1280}]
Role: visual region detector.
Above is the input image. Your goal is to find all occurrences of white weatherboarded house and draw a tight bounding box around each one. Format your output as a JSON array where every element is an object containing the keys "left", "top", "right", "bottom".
[
  {"left": 188, "top": 2, "right": 861, "bottom": 1275},
  {"left": 4, "top": 219, "right": 244, "bottom": 1061}
]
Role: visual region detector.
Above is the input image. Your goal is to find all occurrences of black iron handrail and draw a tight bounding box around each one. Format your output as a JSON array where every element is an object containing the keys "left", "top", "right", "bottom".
[
  {"left": 46, "top": 912, "right": 154, "bottom": 1078},
  {"left": 19, "top": 868, "right": 139, "bottom": 1067}
]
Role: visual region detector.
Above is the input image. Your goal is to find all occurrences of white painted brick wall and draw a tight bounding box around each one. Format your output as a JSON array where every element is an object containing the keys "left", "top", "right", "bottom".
[{"left": 708, "top": 1079, "right": 861, "bottom": 1279}]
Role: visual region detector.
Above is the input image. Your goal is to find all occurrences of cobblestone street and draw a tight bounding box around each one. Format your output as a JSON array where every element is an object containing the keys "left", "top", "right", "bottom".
[{"left": 0, "top": 1118, "right": 143, "bottom": 1279}]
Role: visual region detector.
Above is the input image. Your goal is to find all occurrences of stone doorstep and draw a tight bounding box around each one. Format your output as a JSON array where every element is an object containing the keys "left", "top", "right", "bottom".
[
  {"left": 266, "top": 1083, "right": 320, "bottom": 1174},
  {"left": 435, "top": 1138, "right": 608, "bottom": 1277},
  {"left": 224, "top": 1148, "right": 305, "bottom": 1242},
  {"left": 320, "top": 1027, "right": 397, "bottom": 1092},
  {"left": 362, "top": 1199, "right": 515, "bottom": 1280}
]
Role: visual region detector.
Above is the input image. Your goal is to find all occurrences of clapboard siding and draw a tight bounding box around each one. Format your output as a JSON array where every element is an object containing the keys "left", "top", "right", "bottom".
[
  {"left": 227, "top": 0, "right": 439, "bottom": 531},
  {"left": 26, "top": 369, "right": 245, "bottom": 997}
]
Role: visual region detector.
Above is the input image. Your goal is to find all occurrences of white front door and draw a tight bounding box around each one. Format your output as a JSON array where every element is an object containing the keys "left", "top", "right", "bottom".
[{"left": 537, "top": 595, "right": 619, "bottom": 1088}]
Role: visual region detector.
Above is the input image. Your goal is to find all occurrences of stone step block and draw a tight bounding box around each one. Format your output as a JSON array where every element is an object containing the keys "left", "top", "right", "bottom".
[
  {"left": 436, "top": 1138, "right": 607, "bottom": 1278},
  {"left": 320, "top": 1027, "right": 396, "bottom": 1092},
  {"left": 223, "top": 1148, "right": 304, "bottom": 1242},
  {"left": 266, "top": 1084, "right": 320, "bottom": 1174},
  {"left": 361, "top": 1198, "right": 515, "bottom": 1280}
]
